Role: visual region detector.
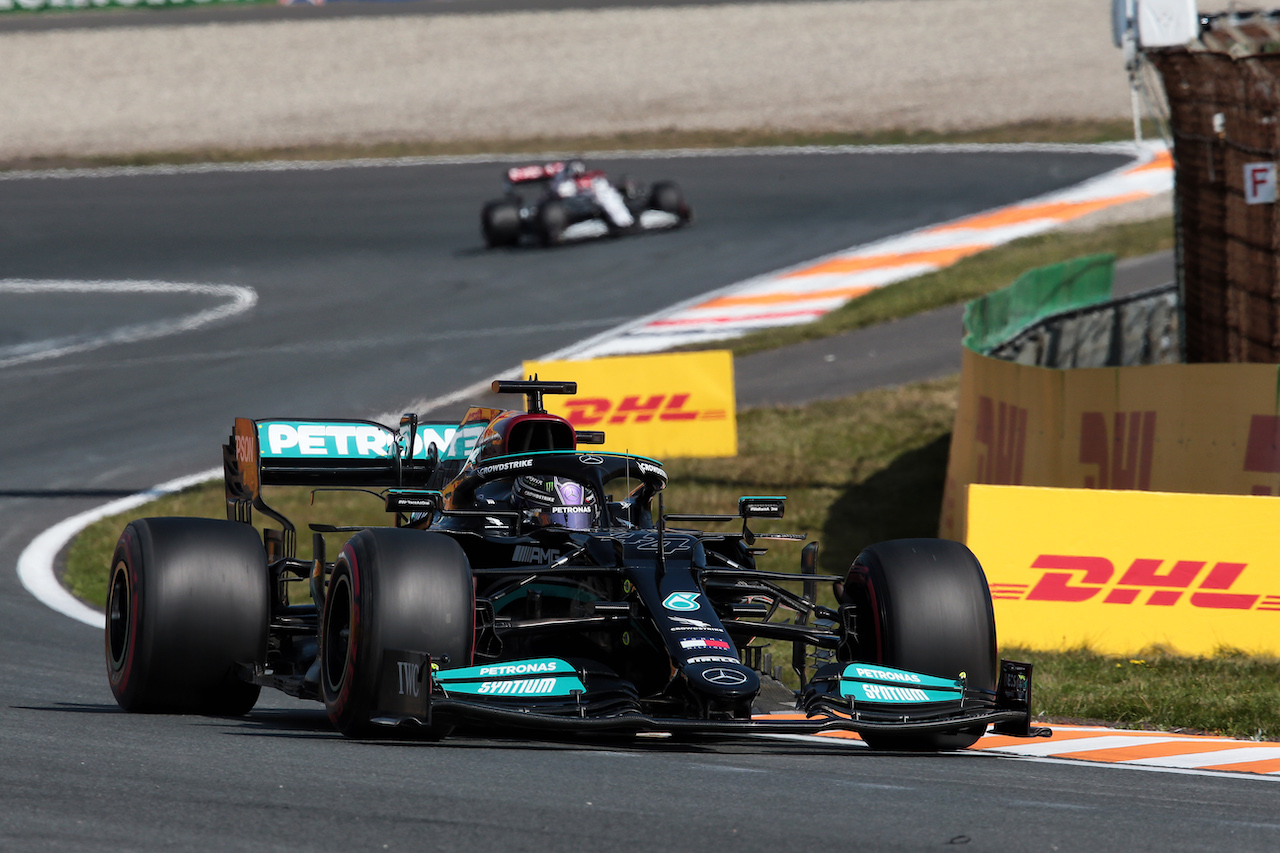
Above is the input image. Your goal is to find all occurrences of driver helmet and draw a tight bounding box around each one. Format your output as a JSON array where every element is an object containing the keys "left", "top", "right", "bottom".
[{"left": 511, "top": 475, "right": 596, "bottom": 529}]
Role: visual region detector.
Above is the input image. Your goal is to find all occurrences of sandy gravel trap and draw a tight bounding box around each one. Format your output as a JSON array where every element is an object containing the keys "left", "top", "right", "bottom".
[{"left": 1, "top": 0, "right": 1135, "bottom": 160}]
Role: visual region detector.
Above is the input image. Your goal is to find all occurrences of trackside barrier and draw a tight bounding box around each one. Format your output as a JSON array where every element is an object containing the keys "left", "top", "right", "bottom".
[
  {"left": 988, "top": 282, "right": 1180, "bottom": 368},
  {"left": 961, "top": 254, "right": 1115, "bottom": 354},
  {"left": 966, "top": 484, "right": 1280, "bottom": 656},
  {"left": 939, "top": 346, "right": 1280, "bottom": 541},
  {"left": 522, "top": 350, "right": 737, "bottom": 458}
]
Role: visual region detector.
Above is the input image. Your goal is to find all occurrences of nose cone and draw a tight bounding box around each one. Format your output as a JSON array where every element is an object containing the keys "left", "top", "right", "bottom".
[{"left": 685, "top": 663, "right": 760, "bottom": 703}]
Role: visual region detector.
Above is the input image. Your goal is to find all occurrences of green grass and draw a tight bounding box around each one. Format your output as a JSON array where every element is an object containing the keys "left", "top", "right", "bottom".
[
  {"left": 1, "top": 118, "right": 1153, "bottom": 173},
  {"left": 719, "top": 217, "right": 1176, "bottom": 357},
  {"left": 662, "top": 379, "right": 958, "bottom": 584},
  {"left": 1008, "top": 647, "right": 1280, "bottom": 741}
]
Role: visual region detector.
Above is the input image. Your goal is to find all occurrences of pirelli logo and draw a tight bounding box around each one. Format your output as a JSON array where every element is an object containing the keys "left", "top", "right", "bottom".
[
  {"left": 564, "top": 393, "right": 727, "bottom": 426},
  {"left": 990, "top": 554, "right": 1280, "bottom": 612}
]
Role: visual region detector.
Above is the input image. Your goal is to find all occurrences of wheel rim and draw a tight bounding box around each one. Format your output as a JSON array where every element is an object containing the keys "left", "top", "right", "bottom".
[
  {"left": 106, "top": 561, "right": 131, "bottom": 672},
  {"left": 322, "top": 573, "right": 353, "bottom": 694}
]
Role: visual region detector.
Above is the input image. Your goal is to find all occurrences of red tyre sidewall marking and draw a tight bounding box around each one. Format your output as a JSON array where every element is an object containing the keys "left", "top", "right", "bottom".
[
  {"left": 107, "top": 528, "right": 141, "bottom": 696},
  {"left": 328, "top": 544, "right": 361, "bottom": 725},
  {"left": 849, "top": 562, "right": 885, "bottom": 663},
  {"left": 468, "top": 577, "right": 476, "bottom": 666}
]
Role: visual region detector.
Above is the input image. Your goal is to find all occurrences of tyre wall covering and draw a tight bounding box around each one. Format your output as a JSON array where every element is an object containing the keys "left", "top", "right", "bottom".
[{"left": 940, "top": 346, "right": 1280, "bottom": 542}]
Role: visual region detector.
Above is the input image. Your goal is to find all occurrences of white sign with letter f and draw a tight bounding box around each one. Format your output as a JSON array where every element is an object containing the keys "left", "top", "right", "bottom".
[{"left": 1245, "top": 162, "right": 1277, "bottom": 205}]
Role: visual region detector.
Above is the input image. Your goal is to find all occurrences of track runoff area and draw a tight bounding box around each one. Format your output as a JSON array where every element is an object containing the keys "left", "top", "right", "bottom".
[
  {"left": 554, "top": 142, "right": 1173, "bottom": 359},
  {"left": 27, "top": 141, "right": 1280, "bottom": 780}
]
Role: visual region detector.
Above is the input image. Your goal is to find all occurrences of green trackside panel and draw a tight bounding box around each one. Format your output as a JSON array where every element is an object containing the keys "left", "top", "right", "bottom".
[{"left": 962, "top": 253, "right": 1116, "bottom": 353}]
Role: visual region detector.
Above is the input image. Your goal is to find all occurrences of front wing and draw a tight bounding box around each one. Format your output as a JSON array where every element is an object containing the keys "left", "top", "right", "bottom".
[{"left": 371, "top": 651, "right": 1052, "bottom": 742}]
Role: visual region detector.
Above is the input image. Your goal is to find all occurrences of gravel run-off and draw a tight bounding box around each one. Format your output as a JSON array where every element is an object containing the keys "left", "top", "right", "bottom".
[{"left": 2, "top": 0, "right": 1136, "bottom": 160}]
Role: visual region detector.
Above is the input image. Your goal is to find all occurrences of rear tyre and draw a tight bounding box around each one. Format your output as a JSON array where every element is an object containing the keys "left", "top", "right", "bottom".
[
  {"left": 320, "top": 528, "right": 474, "bottom": 739},
  {"left": 481, "top": 198, "right": 521, "bottom": 247},
  {"left": 535, "top": 199, "right": 568, "bottom": 246},
  {"left": 840, "top": 538, "right": 997, "bottom": 751},
  {"left": 105, "top": 517, "right": 268, "bottom": 715},
  {"left": 648, "top": 180, "right": 691, "bottom": 223}
]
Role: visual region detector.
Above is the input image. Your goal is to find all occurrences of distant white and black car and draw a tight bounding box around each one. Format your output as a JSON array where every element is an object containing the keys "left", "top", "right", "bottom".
[{"left": 481, "top": 160, "right": 692, "bottom": 248}]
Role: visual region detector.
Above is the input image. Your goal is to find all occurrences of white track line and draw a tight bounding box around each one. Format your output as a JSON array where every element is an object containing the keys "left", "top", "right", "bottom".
[
  {"left": 0, "top": 280, "right": 258, "bottom": 368},
  {"left": 15, "top": 468, "right": 220, "bottom": 628},
  {"left": 0, "top": 142, "right": 1140, "bottom": 182}
]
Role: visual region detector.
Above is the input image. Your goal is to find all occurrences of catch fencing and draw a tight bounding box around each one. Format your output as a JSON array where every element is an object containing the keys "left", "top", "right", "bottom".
[{"left": 1150, "top": 19, "right": 1280, "bottom": 362}]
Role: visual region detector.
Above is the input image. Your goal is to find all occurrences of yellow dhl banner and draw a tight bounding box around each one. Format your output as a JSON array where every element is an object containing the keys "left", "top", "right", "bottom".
[
  {"left": 522, "top": 351, "right": 737, "bottom": 458},
  {"left": 966, "top": 484, "right": 1280, "bottom": 655}
]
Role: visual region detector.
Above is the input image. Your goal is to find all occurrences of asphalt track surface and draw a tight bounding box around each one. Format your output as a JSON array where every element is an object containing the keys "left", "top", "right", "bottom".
[{"left": 3, "top": 149, "right": 1277, "bottom": 851}]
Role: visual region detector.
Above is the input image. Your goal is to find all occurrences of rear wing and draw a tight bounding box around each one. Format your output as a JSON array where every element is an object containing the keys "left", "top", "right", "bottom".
[
  {"left": 505, "top": 162, "right": 566, "bottom": 185},
  {"left": 223, "top": 417, "right": 479, "bottom": 556}
]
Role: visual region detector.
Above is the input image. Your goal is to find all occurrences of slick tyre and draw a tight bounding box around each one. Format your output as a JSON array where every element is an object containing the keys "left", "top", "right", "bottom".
[
  {"left": 481, "top": 198, "right": 521, "bottom": 248},
  {"left": 841, "top": 538, "right": 997, "bottom": 751},
  {"left": 648, "top": 181, "right": 690, "bottom": 223},
  {"left": 321, "top": 528, "right": 474, "bottom": 739},
  {"left": 535, "top": 199, "right": 568, "bottom": 247},
  {"left": 106, "top": 517, "right": 268, "bottom": 715}
]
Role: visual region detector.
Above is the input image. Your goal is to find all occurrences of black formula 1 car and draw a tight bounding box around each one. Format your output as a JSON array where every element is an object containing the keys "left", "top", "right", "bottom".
[
  {"left": 480, "top": 160, "right": 691, "bottom": 248},
  {"left": 106, "top": 380, "right": 1048, "bottom": 750}
]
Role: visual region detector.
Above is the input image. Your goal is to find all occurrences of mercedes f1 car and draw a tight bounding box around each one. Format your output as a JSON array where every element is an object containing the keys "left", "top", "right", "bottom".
[
  {"left": 106, "top": 380, "right": 1048, "bottom": 750},
  {"left": 480, "top": 160, "right": 691, "bottom": 248}
]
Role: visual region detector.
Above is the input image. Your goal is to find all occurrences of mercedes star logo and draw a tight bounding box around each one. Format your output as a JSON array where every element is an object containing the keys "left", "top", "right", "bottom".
[{"left": 702, "top": 668, "right": 748, "bottom": 686}]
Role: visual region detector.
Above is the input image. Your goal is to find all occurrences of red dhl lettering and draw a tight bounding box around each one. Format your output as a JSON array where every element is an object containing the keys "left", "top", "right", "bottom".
[
  {"left": 1079, "top": 410, "right": 1156, "bottom": 490},
  {"left": 1244, "top": 414, "right": 1280, "bottom": 495},
  {"left": 975, "top": 396, "right": 1027, "bottom": 485},
  {"left": 564, "top": 394, "right": 726, "bottom": 426},
  {"left": 989, "top": 554, "right": 1280, "bottom": 611}
]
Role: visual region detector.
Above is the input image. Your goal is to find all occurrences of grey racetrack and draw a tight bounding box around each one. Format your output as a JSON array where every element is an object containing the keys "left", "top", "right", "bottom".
[{"left": 2, "top": 148, "right": 1276, "bottom": 852}]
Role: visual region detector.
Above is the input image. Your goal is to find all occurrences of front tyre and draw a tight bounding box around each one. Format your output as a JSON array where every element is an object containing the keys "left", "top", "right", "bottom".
[
  {"left": 106, "top": 517, "right": 268, "bottom": 715},
  {"left": 648, "top": 180, "right": 691, "bottom": 224},
  {"left": 841, "top": 538, "right": 997, "bottom": 751},
  {"left": 481, "top": 198, "right": 521, "bottom": 248},
  {"left": 535, "top": 199, "right": 568, "bottom": 247},
  {"left": 321, "top": 528, "right": 474, "bottom": 739}
]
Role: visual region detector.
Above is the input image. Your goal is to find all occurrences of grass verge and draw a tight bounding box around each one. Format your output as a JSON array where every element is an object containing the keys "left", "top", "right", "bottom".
[
  {"left": 1008, "top": 646, "right": 1280, "bottom": 741},
  {"left": 1, "top": 118, "right": 1154, "bottom": 173}
]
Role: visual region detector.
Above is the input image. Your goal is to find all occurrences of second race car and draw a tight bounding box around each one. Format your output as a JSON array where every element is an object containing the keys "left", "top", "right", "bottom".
[{"left": 480, "top": 160, "right": 692, "bottom": 248}]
